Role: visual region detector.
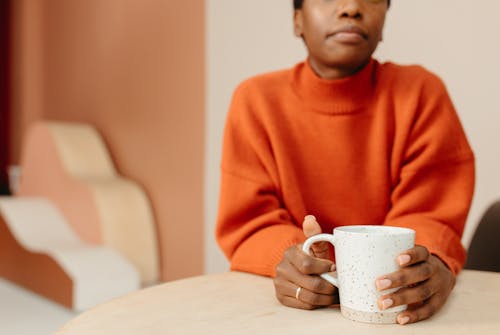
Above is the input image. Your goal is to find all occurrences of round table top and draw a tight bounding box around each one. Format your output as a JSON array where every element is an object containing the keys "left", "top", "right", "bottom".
[{"left": 55, "top": 270, "right": 500, "bottom": 335}]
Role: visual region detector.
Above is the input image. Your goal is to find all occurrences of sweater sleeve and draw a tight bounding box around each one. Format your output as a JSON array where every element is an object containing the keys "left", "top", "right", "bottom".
[
  {"left": 384, "top": 74, "right": 475, "bottom": 275},
  {"left": 215, "top": 83, "right": 304, "bottom": 277},
  {"left": 216, "top": 171, "right": 304, "bottom": 276}
]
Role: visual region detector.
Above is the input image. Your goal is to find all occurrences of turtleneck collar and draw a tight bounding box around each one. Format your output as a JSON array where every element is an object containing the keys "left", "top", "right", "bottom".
[{"left": 291, "top": 58, "right": 378, "bottom": 114}]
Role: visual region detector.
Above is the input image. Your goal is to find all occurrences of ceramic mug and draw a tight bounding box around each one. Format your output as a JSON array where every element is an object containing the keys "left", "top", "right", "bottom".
[{"left": 302, "top": 225, "right": 415, "bottom": 324}]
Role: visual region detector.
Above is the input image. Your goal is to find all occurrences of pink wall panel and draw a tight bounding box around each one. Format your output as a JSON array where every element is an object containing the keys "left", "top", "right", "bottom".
[{"left": 9, "top": 0, "right": 205, "bottom": 281}]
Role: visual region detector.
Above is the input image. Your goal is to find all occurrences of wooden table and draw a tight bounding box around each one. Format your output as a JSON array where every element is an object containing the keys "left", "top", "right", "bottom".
[{"left": 55, "top": 270, "right": 500, "bottom": 334}]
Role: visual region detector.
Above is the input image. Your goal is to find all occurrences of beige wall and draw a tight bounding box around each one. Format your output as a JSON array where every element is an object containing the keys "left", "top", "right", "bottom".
[
  {"left": 11, "top": 0, "right": 205, "bottom": 281},
  {"left": 205, "top": 0, "right": 305, "bottom": 273},
  {"left": 373, "top": 1, "right": 500, "bottom": 248},
  {"left": 205, "top": 0, "right": 500, "bottom": 273}
]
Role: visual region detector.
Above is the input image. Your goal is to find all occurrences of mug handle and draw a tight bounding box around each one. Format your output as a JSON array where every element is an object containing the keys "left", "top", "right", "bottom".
[{"left": 302, "top": 234, "right": 338, "bottom": 287}]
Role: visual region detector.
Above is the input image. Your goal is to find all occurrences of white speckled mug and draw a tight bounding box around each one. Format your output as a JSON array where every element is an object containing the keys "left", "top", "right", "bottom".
[{"left": 302, "top": 225, "right": 415, "bottom": 324}]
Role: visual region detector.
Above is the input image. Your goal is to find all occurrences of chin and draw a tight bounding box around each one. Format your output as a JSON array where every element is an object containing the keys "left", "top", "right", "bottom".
[
  {"left": 326, "top": 57, "right": 371, "bottom": 72},
  {"left": 322, "top": 47, "right": 372, "bottom": 68}
]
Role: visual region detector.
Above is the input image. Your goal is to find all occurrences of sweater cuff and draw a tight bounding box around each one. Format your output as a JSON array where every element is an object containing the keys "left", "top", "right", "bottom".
[{"left": 230, "top": 224, "right": 305, "bottom": 277}]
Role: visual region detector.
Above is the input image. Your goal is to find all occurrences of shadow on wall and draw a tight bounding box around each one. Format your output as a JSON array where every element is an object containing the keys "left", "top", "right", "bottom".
[{"left": 0, "top": 0, "right": 11, "bottom": 195}]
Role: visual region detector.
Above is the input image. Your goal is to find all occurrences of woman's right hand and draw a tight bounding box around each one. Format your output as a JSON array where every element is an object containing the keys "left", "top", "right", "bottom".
[{"left": 273, "top": 215, "right": 338, "bottom": 309}]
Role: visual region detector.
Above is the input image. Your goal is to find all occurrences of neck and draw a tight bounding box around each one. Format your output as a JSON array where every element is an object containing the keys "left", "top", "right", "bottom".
[
  {"left": 308, "top": 58, "right": 371, "bottom": 80},
  {"left": 291, "top": 58, "right": 377, "bottom": 114}
]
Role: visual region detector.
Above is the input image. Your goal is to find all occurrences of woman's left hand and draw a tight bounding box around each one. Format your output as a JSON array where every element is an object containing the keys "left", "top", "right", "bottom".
[{"left": 375, "top": 245, "right": 456, "bottom": 325}]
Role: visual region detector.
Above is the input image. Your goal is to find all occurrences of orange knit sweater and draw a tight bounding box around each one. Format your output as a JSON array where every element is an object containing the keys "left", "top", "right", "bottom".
[{"left": 216, "top": 58, "right": 475, "bottom": 276}]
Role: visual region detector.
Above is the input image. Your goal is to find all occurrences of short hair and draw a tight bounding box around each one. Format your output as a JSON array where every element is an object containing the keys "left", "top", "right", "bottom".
[{"left": 294, "top": 0, "right": 390, "bottom": 9}]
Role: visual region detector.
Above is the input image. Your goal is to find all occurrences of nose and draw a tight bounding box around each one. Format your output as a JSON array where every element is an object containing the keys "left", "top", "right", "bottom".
[{"left": 336, "top": 0, "right": 362, "bottom": 19}]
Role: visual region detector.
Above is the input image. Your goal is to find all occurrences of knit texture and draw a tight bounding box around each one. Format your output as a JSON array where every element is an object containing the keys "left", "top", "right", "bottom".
[{"left": 216, "top": 58, "right": 475, "bottom": 277}]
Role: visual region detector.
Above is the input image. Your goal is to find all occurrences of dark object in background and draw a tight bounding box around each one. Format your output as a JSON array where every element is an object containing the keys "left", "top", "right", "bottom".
[
  {"left": 465, "top": 200, "right": 500, "bottom": 272},
  {"left": 0, "top": 0, "right": 12, "bottom": 195}
]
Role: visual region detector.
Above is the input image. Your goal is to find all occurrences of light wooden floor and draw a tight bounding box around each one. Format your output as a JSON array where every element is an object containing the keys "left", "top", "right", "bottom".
[{"left": 0, "top": 278, "right": 77, "bottom": 335}]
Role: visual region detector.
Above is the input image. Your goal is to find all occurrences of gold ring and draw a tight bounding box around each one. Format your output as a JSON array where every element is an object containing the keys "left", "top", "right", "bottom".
[{"left": 295, "top": 286, "right": 302, "bottom": 300}]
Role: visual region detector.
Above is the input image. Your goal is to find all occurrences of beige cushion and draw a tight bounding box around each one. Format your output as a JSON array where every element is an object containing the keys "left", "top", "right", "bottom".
[
  {"left": 17, "top": 121, "right": 159, "bottom": 284},
  {"left": 0, "top": 197, "right": 140, "bottom": 311}
]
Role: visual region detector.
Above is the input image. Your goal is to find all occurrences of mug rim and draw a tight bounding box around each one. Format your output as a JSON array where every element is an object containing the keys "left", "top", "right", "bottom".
[{"left": 334, "top": 225, "right": 415, "bottom": 235}]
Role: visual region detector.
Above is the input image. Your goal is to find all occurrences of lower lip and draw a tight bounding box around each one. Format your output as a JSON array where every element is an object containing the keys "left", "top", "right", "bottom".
[{"left": 330, "top": 32, "right": 365, "bottom": 43}]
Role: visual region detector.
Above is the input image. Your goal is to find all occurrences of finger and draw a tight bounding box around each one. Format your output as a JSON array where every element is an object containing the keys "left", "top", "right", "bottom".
[
  {"left": 396, "top": 292, "right": 445, "bottom": 325},
  {"left": 285, "top": 244, "right": 333, "bottom": 276},
  {"left": 274, "top": 278, "right": 338, "bottom": 307},
  {"left": 295, "top": 286, "right": 339, "bottom": 306},
  {"left": 295, "top": 273, "right": 337, "bottom": 296},
  {"left": 274, "top": 277, "right": 315, "bottom": 310},
  {"left": 276, "top": 252, "right": 336, "bottom": 295},
  {"left": 276, "top": 295, "right": 316, "bottom": 310},
  {"left": 302, "top": 215, "right": 330, "bottom": 259},
  {"left": 397, "top": 245, "right": 430, "bottom": 267},
  {"left": 375, "top": 261, "right": 434, "bottom": 291},
  {"left": 378, "top": 276, "right": 440, "bottom": 310},
  {"left": 302, "top": 215, "right": 322, "bottom": 237}
]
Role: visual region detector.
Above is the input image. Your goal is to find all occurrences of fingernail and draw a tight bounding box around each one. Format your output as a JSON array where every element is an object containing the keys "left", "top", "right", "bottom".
[
  {"left": 398, "top": 254, "right": 411, "bottom": 266},
  {"left": 304, "top": 215, "right": 316, "bottom": 222},
  {"left": 330, "top": 263, "right": 336, "bottom": 272},
  {"left": 381, "top": 298, "right": 393, "bottom": 309},
  {"left": 398, "top": 315, "right": 410, "bottom": 325},
  {"left": 376, "top": 278, "right": 392, "bottom": 291}
]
